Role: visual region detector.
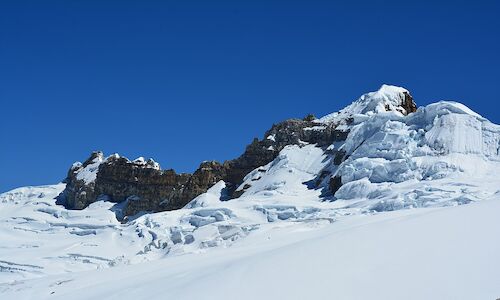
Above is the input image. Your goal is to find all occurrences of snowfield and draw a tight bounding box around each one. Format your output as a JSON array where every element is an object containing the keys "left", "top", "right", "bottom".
[
  {"left": 1, "top": 85, "right": 500, "bottom": 299},
  {"left": 2, "top": 191, "right": 500, "bottom": 299}
]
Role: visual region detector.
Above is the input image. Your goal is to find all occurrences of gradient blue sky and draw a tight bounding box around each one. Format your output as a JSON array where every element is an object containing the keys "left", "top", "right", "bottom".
[{"left": 1, "top": 1, "right": 499, "bottom": 192}]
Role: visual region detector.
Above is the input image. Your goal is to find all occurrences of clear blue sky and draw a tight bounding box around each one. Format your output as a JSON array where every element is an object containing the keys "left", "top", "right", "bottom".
[{"left": 1, "top": 1, "right": 499, "bottom": 192}]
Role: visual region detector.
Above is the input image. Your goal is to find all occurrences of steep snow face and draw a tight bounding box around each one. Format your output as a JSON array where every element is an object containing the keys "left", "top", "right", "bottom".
[
  {"left": 418, "top": 101, "right": 500, "bottom": 157},
  {"left": 185, "top": 181, "right": 226, "bottom": 208},
  {"left": 326, "top": 98, "right": 500, "bottom": 208},
  {"left": 339, "top": 100, "right": 500, "bottom": 162},
  {"left": 424, "top": 113, "right": 483, "bottom": 154},
  {"left": 236, "top": 144, "right": 330, "bottom": 198},
  {"left": 74, "top": 153, "right": 104, "bottom": 184}
]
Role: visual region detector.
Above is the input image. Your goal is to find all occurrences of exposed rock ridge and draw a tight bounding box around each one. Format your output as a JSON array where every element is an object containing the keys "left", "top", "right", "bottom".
[
  {"left": 58, "top": 85, "right": 417, "bottom": 218},
  {"left": 59, "top": 118, "right": 348, "bottom": 218}
]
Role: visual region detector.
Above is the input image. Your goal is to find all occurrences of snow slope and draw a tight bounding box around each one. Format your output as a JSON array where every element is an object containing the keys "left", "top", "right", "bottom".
[
  {"left": 1, "top": 85, "right": 500, "bottom": 299},
  {"left": 2, "top": 197, "right": 500, "bottom": 300}
]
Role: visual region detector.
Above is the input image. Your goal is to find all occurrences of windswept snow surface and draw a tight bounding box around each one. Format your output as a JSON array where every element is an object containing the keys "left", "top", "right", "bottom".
[
  {"left": 2, "top": 194, "right": 500, "bottom": 300},
  {"left": 1, "top": 86, "right": 500, "bottom": 299}
]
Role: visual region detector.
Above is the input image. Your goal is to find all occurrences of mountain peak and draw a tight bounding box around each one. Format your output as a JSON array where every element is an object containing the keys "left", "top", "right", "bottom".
[
  {"left": 55, "top": 85, "right": 499, "bottom": 220},
  {"left": 318, "top": 84, "right": 417, "bottom": 124}
]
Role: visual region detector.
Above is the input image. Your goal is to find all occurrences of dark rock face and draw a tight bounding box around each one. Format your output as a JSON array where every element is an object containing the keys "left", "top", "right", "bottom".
[
  {"left": 60, "top": 156, "right": 226, "bottom": 218},
  {"left": 329, "top": 176, "right": 342, "bottom": 194},
  {"left": 59, "top": 117, "right": 348, "bottom": 218},
  {"left": 59, "top": 151, "right": 104, "bottom": 210},
  {"left": 120, "top": 160, "right": 226, "bottom": 217},
  {"left": 224, "top": 119, "right": 349, "bottom": 196},
  {"left": 401, "top": 91, "right": 417, "bottom": 115}
]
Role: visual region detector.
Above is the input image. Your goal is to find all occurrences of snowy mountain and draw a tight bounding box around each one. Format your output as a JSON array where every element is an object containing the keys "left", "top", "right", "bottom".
[{"left": 1, "top": 85, "right": 500, "bottom": 299}]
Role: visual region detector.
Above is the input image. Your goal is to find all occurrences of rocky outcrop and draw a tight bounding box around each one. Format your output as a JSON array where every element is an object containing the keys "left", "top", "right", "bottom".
[
  {"left": 119, "top": 160, "right": 226, "bottom": 217},
  {"left": 400, "top": 91, "right": 417, "bottom": 115},
  {"left": 224, "top": 118, "right": 349, "bottom": 196},
  {"left": 329, "top": 176, "right": 342, "bottom": 194},
  {"left": 59, "top": 117, "right": 349, "bottom": 218},
  {"left": 59, "top": 151, "right": 104, "bottom": 210},
  {"left": 59, "top": 155, "right": 226, "bottom": 218}
]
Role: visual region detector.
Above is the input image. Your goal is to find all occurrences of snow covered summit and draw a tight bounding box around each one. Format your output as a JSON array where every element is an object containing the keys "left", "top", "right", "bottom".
[{"left": 318, "top": 84, "right": 417, "bottom": 124}]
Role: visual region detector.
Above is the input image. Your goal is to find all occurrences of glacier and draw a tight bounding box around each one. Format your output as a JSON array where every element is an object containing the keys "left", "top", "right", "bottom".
[{"left": 1, "top": 85, "right": 500, "bottom": 299}]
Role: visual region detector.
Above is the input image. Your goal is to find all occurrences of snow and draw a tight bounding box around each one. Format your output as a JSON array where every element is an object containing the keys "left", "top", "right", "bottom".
[
  {"left": 2, "top": 195, "right": 500, "bottom": 299},
  {"left": 424, "top": 113, "right": 483, "bottom": 154},
  {"left": 421, "top": 100, "right": 485, "bottom": 121},
  {"left": 303, "top": 125, "right": 326, "bottom": 131},
  {"left": 185, "top": 181, "right": 226, "bottom": 208},
  {"left": 236, "top": 144, "right": 329, "bottom": 197},
  {"left": 132, "top": 156, "right": 146, "bottom": 164},
  {"left": 72, "top": 154, "right": 161, "bottom": 184},
  {"left": 319, "top": 90, "right": 500, "bottom": 210},
  {"left": 1, "top": 86, "right": 500, "bottom": 299},
  {"left": 266, "top": 134, "right": 276, "bottom": 142},
  {"left": 74, "top": 154, "right": 104, "bottom": 184},
  {"left": 132, "top": 157, "right": 161, "bottom": 170},
  {"left": 318, "top": 84, "right": 412, "bottom": 124}
]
